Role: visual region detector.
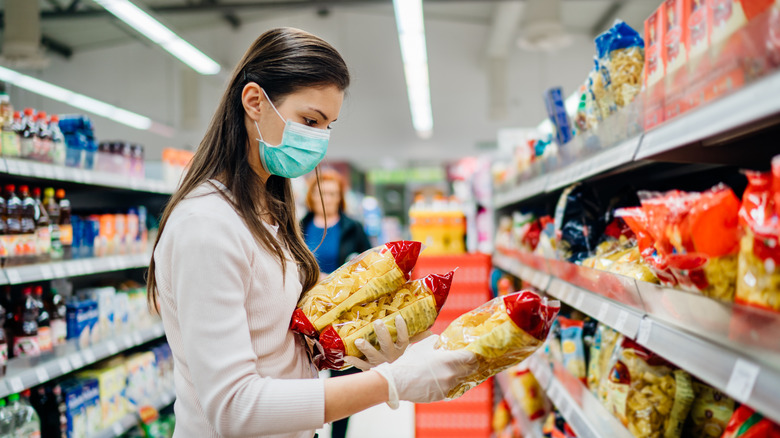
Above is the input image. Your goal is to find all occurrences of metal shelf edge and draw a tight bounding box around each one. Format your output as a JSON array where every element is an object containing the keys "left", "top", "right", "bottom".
[{"left": 3, "top": 254, "right": 150, "bottom": 285}]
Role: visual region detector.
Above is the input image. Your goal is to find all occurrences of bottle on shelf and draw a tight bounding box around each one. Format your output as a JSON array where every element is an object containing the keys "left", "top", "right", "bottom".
[
  {"left": 56, "top": 190, "right": 72, "bottom": 260},
  {"left": 45, "top": 286, "right": 67, "bottom": 348},
  {"left": 33, "top": 286, "right": 52, "bottom": 354},
  {"left": 5, "top": 185, "right": 22, "bottom": 267},
  {"left": 43, "top": 188, "right": 62, "bottom": 261},
  {"left": 12, "top": 286, "right": 40, "bottom": 358},
  {"left": 0, "top": 94, "right": 18, "bottom": 159},
  {"left": 19, "top": 186, "right": 38, "bottom": 265},
  {"left": 10, "top": 391, "right": 41, "bottom": 438},
  {"left": 0, "top": 398, "right": 12, "bottom": 436},
  {"left": 0, "top": 301, "right": 7, "bottom": 377},
  {"left": 49, "top": 115, "right": 66, "bottom": 167},
  {"left": 30, "top": 383, "right": 67, "bottom": 438},
  {"left": 20, "top": 108, "right": 36, "bottom": 160},
  {"left": 32, "top": 188, "right": 51, "bottom": 264},
  {"left": 0, "top": 191, "right": 7, "bottom": 266},
  {"left": 35, "top": 112, "right": 53, "bottom": 164}
]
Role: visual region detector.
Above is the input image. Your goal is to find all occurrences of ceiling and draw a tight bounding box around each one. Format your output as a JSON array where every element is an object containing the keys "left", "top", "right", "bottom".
[{"left": 3, "top": 0, "right": 658, "bottom": 59}]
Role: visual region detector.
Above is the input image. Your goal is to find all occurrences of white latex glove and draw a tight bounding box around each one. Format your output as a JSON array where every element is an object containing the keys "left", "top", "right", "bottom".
[
  {"left": 373, "top": 335, "right": 477, "bottom": 409},
  {"left": 343, "top": 315, "right": 410, "bottom": 371}
]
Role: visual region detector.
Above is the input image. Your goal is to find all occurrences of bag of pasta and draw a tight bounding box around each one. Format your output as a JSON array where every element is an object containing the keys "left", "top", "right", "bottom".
[
  {"left": 435, "top": 290, "right": 560, "bottom": 399},
  {"left": 683, "top": 381, "right": 736, "bottom": 438},
  {"left": 587, "top": 324, "right": 620, "bottom": 399},
  {"left": 315, "top": 271, "right": 454, "bottom": 370},
  {"left": 599, "top": 20, "right": 645, "bottom": 109},
  {"left": 604, "top": 338, "right": 695, "bottom": 438},
  {"left": 291, "top": 241, "right": 422, "bottom": 337},
  {"left": 737, "top": 169, "right": 780, "bottom": 311}
]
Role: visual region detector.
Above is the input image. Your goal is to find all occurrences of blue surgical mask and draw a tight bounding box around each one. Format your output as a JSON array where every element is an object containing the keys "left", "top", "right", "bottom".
[{"left": 255, "top": 89, "right": 330, "bottom": 179}]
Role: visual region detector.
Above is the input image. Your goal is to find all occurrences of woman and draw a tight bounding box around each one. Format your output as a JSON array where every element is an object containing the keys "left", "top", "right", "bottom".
[
  {"left": 301, "top": 170, "right": 371, "bottom": 438},
  {"left": 301, "top": 169, "right": 372, "bottom": 277},
  {"left": 147, "top": 28, "right": 476, "bottom": 438}
]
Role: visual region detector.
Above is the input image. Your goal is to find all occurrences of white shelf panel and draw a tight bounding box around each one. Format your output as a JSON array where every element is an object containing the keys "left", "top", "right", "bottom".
[
  {"left": 494, "top": 175, "right": 548, "bottom": 210},
  {"left": 637, "top": 70, "right": 780, "bottom": 159},
  {"left": 92, "top": 389, "right": 176, "bottom": 438},
  {"left": 1, "top": 158, "right": 174, "bottom": 195},
  {"left": 545, "top": 136, "right": 641, "bottom": 193},
  {"left": 3, "top": 254, "right": 149, "bottom": 285},
  {"left": 0, "top": 322, "right": 165, "bottom": 399},
  {"left": 495, "top": 372, "right": 544, "bottom": 438}
]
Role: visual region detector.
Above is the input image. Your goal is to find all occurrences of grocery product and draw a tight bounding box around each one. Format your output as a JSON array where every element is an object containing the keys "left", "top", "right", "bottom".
[
  {"left": 604, "top": 338, "right": 695, "bottom": 438},
  {"left": 736, "top": 170, "right": 780, "bottom": 310},
  {"left": 543, "top": 87, "right": 573, "bottom": 146},
  {"left": 57, "top": 189, "right": 73, "bottom": 260},
  {"left": 663, "top": 0, "right": 689, "bottom": 76},
  {"left": 9, "top": 391, "right": 41, "bottom": 438},
  {"left": 0, "top": 302, "right": 7, "bottom": 377},
  {"left": 436, "top": 290, "right": 560, "bottom": 399},
  {"left": 597, "top": 20, "right": 645, "bottom": 109},
  {"left": 645, "top": 5, "right": 666, "bottom": 87},
  {"left": 32, "top": 187, "right": 52, "bottom": 264},
  {"left": 66, "top": 298, "right": 98, "bottom": 348},
  {"left": 558, "top": 317, "right": 587, "bottom": 384},
  {"left": 554, "top": 183, "right": 605, "bottom": 263},
  {"left": 722, "top": 404, "right": 780, "bottom": 438},
  {"left": 710, "top": 0, "right": 776, "bottom": 45},
  {"left": 13, "top": 287, "right": 41, "bottom": 358},
  {"left": 509, "top": 367, "right": 546, "bottom": 420},
  {"left": 683, "top": 381, "right": 735, "bottom": 438},
  {"left": 20, "top": 108, "right": 36, "bottom": 160},
  {"left": 316, "top": 271, "right": 452, "bottom": 370},
  {"left": 589, "top": 324, "right": 621, "bottom": 400},
  {"left": 290, "top": 241, "right": 422, "bottom": 337},
  {"left": 29, "top": 383, "right": 68, "bottom": 438},
  {"left": 44, "top": 187, "right": 63, "bottom": 261}
]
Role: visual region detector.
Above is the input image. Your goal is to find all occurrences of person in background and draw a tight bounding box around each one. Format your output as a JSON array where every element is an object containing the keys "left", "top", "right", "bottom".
[{"left": 301, "top": 169, "right": 371, "bottom": 438}]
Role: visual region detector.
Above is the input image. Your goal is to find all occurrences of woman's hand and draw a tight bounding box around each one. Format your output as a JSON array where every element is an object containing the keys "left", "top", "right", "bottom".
[{"left": 343, "top": 315, "right": 412, "bottom": 371}]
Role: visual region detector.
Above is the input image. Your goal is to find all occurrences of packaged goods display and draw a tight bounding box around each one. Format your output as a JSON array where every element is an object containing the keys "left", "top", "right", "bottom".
[
  {"left": 408, "top": 196, "right": 467, "bottom": 256},
  {"left": 436, "top": 290, "right": 560, "bottom": 399},
  {"left": 543, "top": 87, "right": 574, "bottom": 147},
  {"left": 317, "top": 271, "right": 453, "bottom": 369},
  {"left": 162, "top": 148, "right": 194, "bottom": 187},
  {"left": 507, "top": 366, "right": 546, "bottom": 421}
]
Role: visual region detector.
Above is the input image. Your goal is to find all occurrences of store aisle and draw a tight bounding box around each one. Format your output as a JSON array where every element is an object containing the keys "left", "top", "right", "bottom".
[{"left": 315, "top": 401, "right": 415, "bottom": 438}]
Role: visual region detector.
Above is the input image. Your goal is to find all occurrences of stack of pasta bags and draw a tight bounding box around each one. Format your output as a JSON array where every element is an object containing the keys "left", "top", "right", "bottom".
[{"left": 291, "top": 241, "right": 457, "bottom": 370}]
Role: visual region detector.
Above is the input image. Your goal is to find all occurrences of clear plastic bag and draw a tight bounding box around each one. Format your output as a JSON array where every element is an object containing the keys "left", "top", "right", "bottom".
[
  {"left": 290, "top": 241, "right": 422, "bottom": 337},
  {"left": 435, "top": 290, "right": 560, "bottom": 399},
  {"left": 594, "top": 20, "right": 645, "bottom": 116},
  {"left": 314, "top": 271, "right": 454, "bottom": 370}
]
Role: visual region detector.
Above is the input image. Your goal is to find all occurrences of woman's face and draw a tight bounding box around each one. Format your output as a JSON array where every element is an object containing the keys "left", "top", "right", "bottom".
[
  {"left": 255, "top": 84, "right": 344, "bottom": 147},
  {"left": 311, "top": 180, "right": 342, "bottom": 218}
]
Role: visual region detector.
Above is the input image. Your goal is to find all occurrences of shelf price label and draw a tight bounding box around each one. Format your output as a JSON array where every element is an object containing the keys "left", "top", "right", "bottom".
[
  {"left": 107, "top": 341, "right": 119, "bottom": 355},
  {"left": 123, "top": 335, "right": 134, "bottom": 349},
  {"left": 8, "top": 377, "right": 24, "bottom": 393},
  {"left": 614, "top": 310, "right": 629, "bottom": 334},
  {"left": 597, "top": 302, "right": 610, "bottom": 321},
  {"left": 35, "top": 367, "right": 49, "bottom": 384},
  {"left": 82, "top": 349, "right": 96, "bottom": 364},
  {"left": 70, "top": 354, "right": 85, "bottom": 369},
  {"left": 574, "top": 290, "right": 586, "bottom": 309},
  {"left": 59, "top": 358, "right": 73, "bottom": 375},
  {"left": 40, "top": 265, "right": 54, "bottom": 279},
  {"left": 52, "top": 264, "right": 66, "bottom": 279},
  {"left": 637, "top": 318, "right": 653, "bottom": 346},
  {"left": 726, "top": 359, "right": 761, "bottom": 403},
  {"left": 6, "top": 269, "right": 21, "bottom": 284},
  {"left": 132, "top": 332, "right": 143, "bottom": 345}
]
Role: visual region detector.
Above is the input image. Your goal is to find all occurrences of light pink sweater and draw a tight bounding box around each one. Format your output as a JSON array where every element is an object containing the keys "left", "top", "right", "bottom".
[{"left": 154, "top": 182, "right": 324, "bottom": 438}]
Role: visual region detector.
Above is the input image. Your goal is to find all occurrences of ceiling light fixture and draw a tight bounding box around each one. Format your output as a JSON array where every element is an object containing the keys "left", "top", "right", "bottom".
[
  {"left": 393, "top": 0, "right": 433, "bottom": 139},
  {"left": 0, "top": 65, "right": 153, "bottom": 130},
  {"left": 93, "top": 0, "right": 221, "bottom": 75}
]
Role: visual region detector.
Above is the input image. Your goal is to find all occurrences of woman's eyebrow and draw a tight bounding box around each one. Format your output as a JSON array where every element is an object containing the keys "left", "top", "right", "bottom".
[{"left": 308, "top": 107, "right": 337, "bottom": 123}]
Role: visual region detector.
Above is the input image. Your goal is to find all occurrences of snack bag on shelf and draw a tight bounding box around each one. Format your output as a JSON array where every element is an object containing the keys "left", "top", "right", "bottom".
[
  {"left": 722, "top": 405, "right": 780, "bottom": 438},
  {"left": 591, "top": 324, "right": 621, "bottom": 401},
  {"left": 554, "top": 183, "right": 605, "bottom": 263},
  {"left": 585, "top": 60, "right": 604, "bottom": 130},
  {"left": 509, "top": 367, "right": 546, "bottom": 421},
  {"left": 290, "top": 241, "right": 422, "bottom": 337},
  {"left": 736, "top": 170, "right": 780, "bottom": 311},
  {"left": 591, "top": 50, "right": 618, "bottom": 119},
  {"left": 617, "top": 206, "right": 679, "bottom": 286},
  {"left": 600, "top": 20, "right": 646, "bottom": 109},
  {"left": 436, "top": 290, "right": 560, "bottom": 399},
  {"left": 315, "top": 271, "right": 453, "bottom": 370},
  {"left": 558, "top": 317, "right": 587, "bottom": 384},
  {"left": 683, "top": 381, "right": 736, "bottom": 438},
  {"left": 604, "top": 338, "right": 695, "bottom": 438}
]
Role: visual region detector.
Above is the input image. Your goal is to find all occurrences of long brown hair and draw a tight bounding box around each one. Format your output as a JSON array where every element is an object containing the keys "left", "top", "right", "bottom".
[{"left": 147, "top": 27, "right": 350, "bottom": 312}]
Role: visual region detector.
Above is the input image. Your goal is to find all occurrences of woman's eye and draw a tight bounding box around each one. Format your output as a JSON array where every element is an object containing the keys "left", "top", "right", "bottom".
[{"left": 303, "top": 117, "right": 317, "bottom": 126}]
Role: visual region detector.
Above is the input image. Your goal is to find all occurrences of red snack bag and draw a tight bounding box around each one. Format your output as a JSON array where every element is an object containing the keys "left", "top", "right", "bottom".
[
  {"left": 315, "top": 271, "right": 453, "bottom": 370},
  {"left": 290, "top": 241, "right": 422, "bottom": 337},
  {"left": 722, "top": 405, "right": 780, "bottom": 438}
]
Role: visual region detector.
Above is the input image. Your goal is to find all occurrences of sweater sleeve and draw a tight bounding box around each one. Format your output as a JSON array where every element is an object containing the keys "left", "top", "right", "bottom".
[{"left": 165, "top": 212, "right": 325, "bottom": 437}]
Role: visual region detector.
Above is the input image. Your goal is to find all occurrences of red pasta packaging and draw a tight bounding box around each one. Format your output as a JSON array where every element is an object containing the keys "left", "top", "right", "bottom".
[
  {"left": 435, "top": 290, "right": 560, "bottom": 399},
  {"left": 313, "top": 271, "right": 454, "bottom": 370},
  {"left": 736, "top": 169, "right": 780, "bottom": 311},
  {"left": 722, "top": 405, "right": 780, "bottom": 438},
  {"left": 290, "top": 241, "right": 422, "bottom": 338}
]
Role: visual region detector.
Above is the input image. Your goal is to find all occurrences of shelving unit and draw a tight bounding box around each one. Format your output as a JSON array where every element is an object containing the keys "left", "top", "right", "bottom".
[
  {"left": 0, "top": 321, "right": 165, "bottom": 399},
  {"left": 493, "top": 69, "right": 780, "bottom": 209},
  {"left": 1, "top": 253, "right": 151, "bottom": 285},
  {"left": 93, "top": 389, "right": 176, "bottom": 438},
  {"left": 494, "top": 372, "right": 543, "bottom": 438},
  {"left": 1, "top": 158, "right": 174, "bottom": 194},
  {"left": 493, "top": 249, "right": 780, "bottom": 425}
]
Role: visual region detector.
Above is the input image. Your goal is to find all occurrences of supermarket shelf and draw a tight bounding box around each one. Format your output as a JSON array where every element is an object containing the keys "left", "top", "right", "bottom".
[
  {"left": 636, "top": 316, "right": 780, "bottom": 425},
  {"left": 0, "top": 158, "right": 174, "bottom": 195},
  {"left": 1, "top": 254, "right": 150, "bottom": 285},
  {"left": 525, "top": 354, "right": 633, "bottom": 438},
  {"left": 495, "top": 372, "right": 543, "bottom": 438},
  {"left": 93, "top": 389, "right": 176, "bottom": 438},
  {"left": 494, "top": 248, "right": 780, "bottom": 424},
  {"left": 637, "top": 70, "right": 780, "bottom": 160},
  {"left": 0, "top": 321, "right": 165, "bottom": 399},
  {"left": 493, "top": 70, "right": 780, "bottom": 210}
]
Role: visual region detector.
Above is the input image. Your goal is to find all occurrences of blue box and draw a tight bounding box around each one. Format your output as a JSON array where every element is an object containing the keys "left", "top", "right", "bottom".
[
  {"left": 61, "top": 380, "right": 86, "bottom": 438},
  {"left": 543, "top": 87, "right": 574, "bottom": 146},
  {"left": 66, "top": 299, "right": 99, "bottom": 348}
]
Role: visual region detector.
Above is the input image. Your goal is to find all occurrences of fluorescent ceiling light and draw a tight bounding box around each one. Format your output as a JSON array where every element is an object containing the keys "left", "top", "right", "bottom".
[
  {"left": 0, "top": 65, "right": 153, "bottom": 130},
  {"left": 393, "top": 0, "right": 433, "bottom": 139},
  {"left": 93, "top": 0, "right": 221, "bottom": 75}
]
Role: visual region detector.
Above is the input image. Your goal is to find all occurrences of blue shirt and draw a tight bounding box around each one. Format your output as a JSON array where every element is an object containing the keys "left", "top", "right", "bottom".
[{"left": 304, "top": 220, "right": 342, "bottom": 274}]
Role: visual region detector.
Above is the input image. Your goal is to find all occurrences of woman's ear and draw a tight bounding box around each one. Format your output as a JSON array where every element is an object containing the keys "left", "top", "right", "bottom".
[{"left": 242, "top": 82, "right": 264, "bottom": 120}]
